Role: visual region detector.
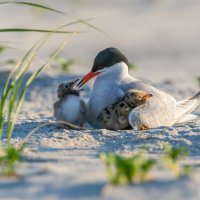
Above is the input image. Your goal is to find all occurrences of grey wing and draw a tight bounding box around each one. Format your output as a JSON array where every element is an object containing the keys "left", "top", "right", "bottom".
[
  {"left": 53, "top": 100, "right": 64, "bottom": 120},
  {"left": 175, "top": 91, "right": 200, "bottom": 123},
  {"left": 79, "top": 100, "right": 87, "bottom": 126}
]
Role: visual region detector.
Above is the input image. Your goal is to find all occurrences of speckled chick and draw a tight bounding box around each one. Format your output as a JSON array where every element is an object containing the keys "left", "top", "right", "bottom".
[
  {"left": 54, "top": 79, "right": 86, "bottom": 126},
  {"left": 97, "top": 89, "right": 152, "bottom": 130}
]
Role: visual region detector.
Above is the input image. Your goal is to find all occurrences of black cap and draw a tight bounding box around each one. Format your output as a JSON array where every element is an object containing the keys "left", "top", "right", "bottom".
[{"left": 92, "top": 47, "right": 129, "bottom": 72}]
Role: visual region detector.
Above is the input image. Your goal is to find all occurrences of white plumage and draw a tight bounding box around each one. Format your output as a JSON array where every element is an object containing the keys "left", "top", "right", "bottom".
[{"left": 59, "top": 95, "right": 81, "bottom": 123}]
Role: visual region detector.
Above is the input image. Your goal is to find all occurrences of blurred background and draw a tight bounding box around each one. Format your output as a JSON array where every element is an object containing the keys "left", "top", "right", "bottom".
[{"left": 0, "top": 0, "right": 200, "bottom": 87}]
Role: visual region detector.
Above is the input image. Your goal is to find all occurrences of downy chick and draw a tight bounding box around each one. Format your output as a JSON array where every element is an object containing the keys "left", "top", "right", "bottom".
[
  {"left": 97, "top": 89, "right": 152, "bottom": 130},
  {"left": 54, "top": 79, "right": 86, "bottom": 126}
]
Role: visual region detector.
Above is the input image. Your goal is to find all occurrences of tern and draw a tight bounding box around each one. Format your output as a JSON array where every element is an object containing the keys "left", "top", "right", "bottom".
[{"left": 78, "top": 47, "right": 200, "bottom": 129}]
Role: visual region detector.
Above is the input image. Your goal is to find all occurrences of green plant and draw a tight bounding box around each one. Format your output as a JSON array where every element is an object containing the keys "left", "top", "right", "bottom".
[
  {"left": 128, "top": 63, "right": 137, "bottom": 70},
  {"left": 101, "top": 152, "right": 156, "bottom": 185},
  {"left": 162, "top": 145, "right": 191, "bottom": 177},
  {"left": 0, "top": 145, "right": 23, "bottom": 176},
  {"left": 101, "top": 145, "right": 192, "bottom": 185}
]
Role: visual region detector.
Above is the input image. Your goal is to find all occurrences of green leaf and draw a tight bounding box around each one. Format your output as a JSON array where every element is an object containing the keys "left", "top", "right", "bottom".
[
  {"left": 0, "top": 145, "right": 23, "bottom": 176},
  {"left": 101, "top": 152, "right": 156, "bottom": 185}
]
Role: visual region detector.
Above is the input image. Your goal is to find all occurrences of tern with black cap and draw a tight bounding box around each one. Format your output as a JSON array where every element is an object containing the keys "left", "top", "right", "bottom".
[{"left": 78, "top": 47, "right": 200, "bottom": 129}]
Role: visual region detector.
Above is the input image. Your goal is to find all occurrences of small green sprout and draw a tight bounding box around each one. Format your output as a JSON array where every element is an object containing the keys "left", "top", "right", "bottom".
[
  {"left": 162, "top": 145, "right": 191, "bottom": 177},
  {"left": 101, "top": 152, "right": 156, "bottom": 185},
  {"left": 5, "top": 59, "right": 17, "bottom": 65},
  {"left": 128, "top": 63, "right": 137, "bottom": 70},
  {"left": 0, "top": 145, "right": 23, "bottom": 176},
  {"left": 101, "top": 145, "right": 192, "bottom": 186},
  {"left": 54, "top": 55, "right": 76, "bottom": 72}
]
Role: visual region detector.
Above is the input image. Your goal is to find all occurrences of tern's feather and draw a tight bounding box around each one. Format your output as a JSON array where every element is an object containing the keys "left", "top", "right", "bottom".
[
  {"left": 177, "top": 114, "right": 199, "bottom": 123},
  {"left": 175, "top": 91, "right": 200, "bottom": 123}
]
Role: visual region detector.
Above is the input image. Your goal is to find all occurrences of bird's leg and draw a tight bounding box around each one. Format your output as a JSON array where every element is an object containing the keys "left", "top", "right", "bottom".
[{"left": 139, "top": 125, "right": 148, "bottom": 131}]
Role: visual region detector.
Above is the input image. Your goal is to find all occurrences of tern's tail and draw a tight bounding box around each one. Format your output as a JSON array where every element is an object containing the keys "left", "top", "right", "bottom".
[{"left": 175, "top": 91, "right": 200, "bottom": 123}]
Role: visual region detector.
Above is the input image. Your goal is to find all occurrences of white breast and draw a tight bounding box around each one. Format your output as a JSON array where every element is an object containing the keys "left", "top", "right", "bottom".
[
  {"left": 60, "top": 95, "right": 81, "bottom": 123},
  {"left": 89, "top": 62, "right": 130, "bottom": 119}
]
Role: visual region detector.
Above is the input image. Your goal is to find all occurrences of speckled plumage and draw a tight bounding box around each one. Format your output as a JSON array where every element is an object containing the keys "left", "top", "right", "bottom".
[{"left": 97, "top": 90, "right": 152, "bottom": 130}]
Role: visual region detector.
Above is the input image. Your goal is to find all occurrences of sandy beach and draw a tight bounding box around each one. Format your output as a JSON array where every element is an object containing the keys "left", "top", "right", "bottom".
[{"left": 0, "top": 0, "right": 200, "bottom": 199}]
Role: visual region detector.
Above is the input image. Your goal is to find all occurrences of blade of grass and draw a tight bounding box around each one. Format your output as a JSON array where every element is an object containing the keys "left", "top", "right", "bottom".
[
  {"left": 0, "top": 1, "right": 107, "bottom": 36},
  {"left": 0, "top": 19, "right": 80, "bottom": 111},
  {"left": 6, "top": 33, "right": 76, "bottom": 144},
  {"left": 0, "top": 28, "right": 80, "bottom": 34},
  {"left": 6, "top": 55, "right": 36, "bottom": 141},
  {"left": 0, "top": 40, "right": 41, "bottom": 141},
  {"left": 0, "top": 21, "right": 80, "bottom": 142},
  {"left": 0, "top": 1, "right": 65, "bottom": 15},
  {"left": 0, "top": 20, "right": 80, "bottom": 136}
]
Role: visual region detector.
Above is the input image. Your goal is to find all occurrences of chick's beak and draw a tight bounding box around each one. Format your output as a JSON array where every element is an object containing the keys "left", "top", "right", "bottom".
[
  {"left": 142, "top": 93, "right": 153, "bottom": 101},
  {"left": 77, "top": 71, "right": 101, "bottom": 88},
  {"left": 71, "top": 78, "right": 80, "bottom": 86}
]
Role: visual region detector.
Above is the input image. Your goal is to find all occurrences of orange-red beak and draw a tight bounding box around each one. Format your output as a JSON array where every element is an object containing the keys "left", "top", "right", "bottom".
[
  {"left": 77, "top": 71, "right": 101, "bottom": 88},
  {"left": 142, "top": 93, "right": 153, "bottom": 101}
]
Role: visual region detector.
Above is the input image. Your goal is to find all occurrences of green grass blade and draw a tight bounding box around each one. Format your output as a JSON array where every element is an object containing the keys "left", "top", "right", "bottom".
[
  {"left": 0, "top": 63, "right": 21, "bottom": 141},
  {"left": 0, "top": 28, "right": 80, "bottom": 34},
  {"left": 74, "top": 18, "right": 108, "bottom": 36},
  {"left": 0, "top": 24, "right": 76, "bottom": 141},
  {"left": 0, "top": 1, "right": 107, "bottom": 36},
  {"left": 0, "top": 1, "right": 65, "bottom": 15},
  {"left": 6, "top": 35, "right": 74, "bottom": 143},
  {"left": 0, "top": 28, "right": 55, "bottom": 141},
  {"left": 6, "top": 55, "right": 36, "bottom": 142}
]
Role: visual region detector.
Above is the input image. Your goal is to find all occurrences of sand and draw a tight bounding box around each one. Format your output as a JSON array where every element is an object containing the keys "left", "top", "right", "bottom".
[
  {"left": 0, "top": 0, "right": 200, "bottom": 199},
  {"left": 0, "top": 72, "right": 199, "bottom": 200}
]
